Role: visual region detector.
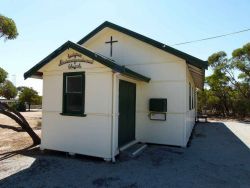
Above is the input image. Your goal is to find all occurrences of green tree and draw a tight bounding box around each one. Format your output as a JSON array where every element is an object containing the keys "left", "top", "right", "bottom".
[
  {"left": 33, "top": 95, "right": 42, "bottom": 105},
  {"left": 0, "top": 19, "right": 40, "bottom": 145},
  {"left": 206, "top": 72, "right": 232, "bottom": 117},
  {"left": 18, "top": 87, "right": 40, "bottom": 111},
  {"left": 0, "top": 67, "right": 8, "bottom": 84},
  {"left": 0, "top": 80, "right": 17, "bottom": 99},
  {"left": 232, "top": 43, "right": 250, "bottom": 82},
  {"left": 0, "top": 14, "right": 18, "bottom": 40},
  {"left": 207, "top": 52, "right": 231, "bottom": 116},
  {"left": 198, "top": 42, "right": 250, "bottom": 118},
  {"left": 208, "top": 51, "right": 238, "bottom": 89},
  {"left": 197, "top": 89, "right": 220, "bottom": 114}
]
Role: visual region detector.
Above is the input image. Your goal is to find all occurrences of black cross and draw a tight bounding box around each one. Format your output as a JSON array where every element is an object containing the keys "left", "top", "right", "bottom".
[{"left": 105, "top": 36, "right": 118, "bottom": 57}]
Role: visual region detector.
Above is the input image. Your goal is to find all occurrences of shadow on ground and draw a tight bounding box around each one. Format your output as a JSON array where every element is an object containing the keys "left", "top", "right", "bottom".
[
  {"left": 0, "top": 124, "right": 25, "bottom": 132},
  {"left": 0, "top": 122, "right": 250, "bottom": 188}
]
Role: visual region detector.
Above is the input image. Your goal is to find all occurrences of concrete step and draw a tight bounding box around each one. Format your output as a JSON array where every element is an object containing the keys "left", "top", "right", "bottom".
[{"left": 120, "top": 142, "right": 147, "bottom": 158}]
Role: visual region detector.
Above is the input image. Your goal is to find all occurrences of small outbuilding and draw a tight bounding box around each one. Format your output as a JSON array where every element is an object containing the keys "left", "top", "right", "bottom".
[{"left": 24, "top": 21, "right": 208, "bottom": 161}]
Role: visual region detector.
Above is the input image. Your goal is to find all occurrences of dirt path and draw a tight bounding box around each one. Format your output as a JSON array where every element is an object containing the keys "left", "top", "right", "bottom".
[
  {"left": 0, "top": 111, "right": 41, "bottom": 154},
  {"left": 0, "top": 111, "right": 42, "bottom": 180}
]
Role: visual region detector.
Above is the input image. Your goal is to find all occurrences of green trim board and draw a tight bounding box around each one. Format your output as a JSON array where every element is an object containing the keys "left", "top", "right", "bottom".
[
  {"left": 24, "top": 41, "right": 150, "bottom": 82},
  {"left": 77, "top": 21, "right": 208, "bottom": 69},
  {"left": 189, "top": 83, "right": 191, "bottom": 110}
]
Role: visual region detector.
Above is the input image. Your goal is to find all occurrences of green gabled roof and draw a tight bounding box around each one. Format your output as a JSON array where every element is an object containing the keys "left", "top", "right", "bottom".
[
  {"left": 78, "top": 21, "right": 208, "bottom": 69},
  {"left": 24, "top": 41, "right": 150, "bottom": 82}
]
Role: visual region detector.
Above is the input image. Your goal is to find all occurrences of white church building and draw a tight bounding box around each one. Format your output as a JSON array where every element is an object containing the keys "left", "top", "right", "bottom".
[{"left": 24, "top": 21, "right": 208, "bottom": 161}]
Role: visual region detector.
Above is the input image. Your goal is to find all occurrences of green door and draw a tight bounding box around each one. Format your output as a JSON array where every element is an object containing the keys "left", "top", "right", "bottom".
[{"left": 118, "top": 80, "right": 136, "bottom": 147}]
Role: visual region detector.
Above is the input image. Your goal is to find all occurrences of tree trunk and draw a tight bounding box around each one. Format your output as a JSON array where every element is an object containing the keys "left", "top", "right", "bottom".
[{"left": 0, "top": 102, "right": 40, "bottom": 145}]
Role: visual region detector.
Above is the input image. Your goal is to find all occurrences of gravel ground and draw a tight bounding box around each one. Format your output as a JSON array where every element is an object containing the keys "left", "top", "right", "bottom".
[{"left": 0, "top": 119, "right": 250, "bottom": 187}]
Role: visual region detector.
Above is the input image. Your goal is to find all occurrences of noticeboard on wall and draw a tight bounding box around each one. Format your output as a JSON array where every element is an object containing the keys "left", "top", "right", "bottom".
[{"left": 149, "top": 98, "right": 167, "bottom": 112}]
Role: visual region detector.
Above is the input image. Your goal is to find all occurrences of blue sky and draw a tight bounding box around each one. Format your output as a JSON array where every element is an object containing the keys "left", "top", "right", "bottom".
[{"left": 0, "top": 0, "right": 249, "bottom": 95}]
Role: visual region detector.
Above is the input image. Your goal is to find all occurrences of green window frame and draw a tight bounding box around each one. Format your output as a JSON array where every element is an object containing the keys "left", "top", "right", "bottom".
[
  {"left": 192, "top": 87, "right": 194, "bottom": 109},
  {"left": 189, "top": 83, "right": 191, "bottom": 110},
  {"left": 194, "top": 90, "right": 196, "bottom": 109},
  {"left": 61, "top": 72, "right": 86, "bottom": 117}
]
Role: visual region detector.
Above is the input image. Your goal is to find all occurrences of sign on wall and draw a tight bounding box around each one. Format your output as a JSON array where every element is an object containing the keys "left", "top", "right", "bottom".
[
  {"left": 149, "top": 112, "right": 166, "bottom": 121},
  {"left": 58, "top": 52, "right": 94, "bottom": 70}
]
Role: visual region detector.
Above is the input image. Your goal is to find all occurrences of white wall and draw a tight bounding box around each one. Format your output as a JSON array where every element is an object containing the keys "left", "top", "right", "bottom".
[
  {"left": 40, "top": 49, "right": 113, "bottom": 159},
  {"left": 184, "top": 65, "right": 196, "bottom": 145},
  {"left": 84, "top": 28, "right": 188, "bottom": 147}
]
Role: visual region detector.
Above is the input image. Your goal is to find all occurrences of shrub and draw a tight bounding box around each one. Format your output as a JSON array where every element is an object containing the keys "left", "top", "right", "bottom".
[{"left": 10, "top": 101, "right": 26, "bottom": 112}]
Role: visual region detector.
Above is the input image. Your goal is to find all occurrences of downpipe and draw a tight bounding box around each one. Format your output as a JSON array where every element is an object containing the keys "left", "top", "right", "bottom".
[{"left": 111, "top": 72, "right": 119, "bottom": 163}]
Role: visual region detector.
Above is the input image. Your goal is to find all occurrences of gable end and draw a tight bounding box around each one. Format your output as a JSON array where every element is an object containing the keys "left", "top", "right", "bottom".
[{"left": 77, "top": 21, "right": 208, "bottom": 69}]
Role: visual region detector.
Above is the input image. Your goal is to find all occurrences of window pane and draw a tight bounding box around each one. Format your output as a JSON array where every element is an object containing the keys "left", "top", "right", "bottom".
[
  {"left": 189, "top": 83, "right": 191, "bottom": 110},
  {"left": 66, "top": 94, "right": 82, "bottom": 112},
  {"left": 192, "top": 88, "right": 194, "bottom": 109},
  {"left": 63, "top": 72, "right": 85, "bottom": 114},
  {"left": 66, "top": 75, "right": 82, "bottom": 93}
]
